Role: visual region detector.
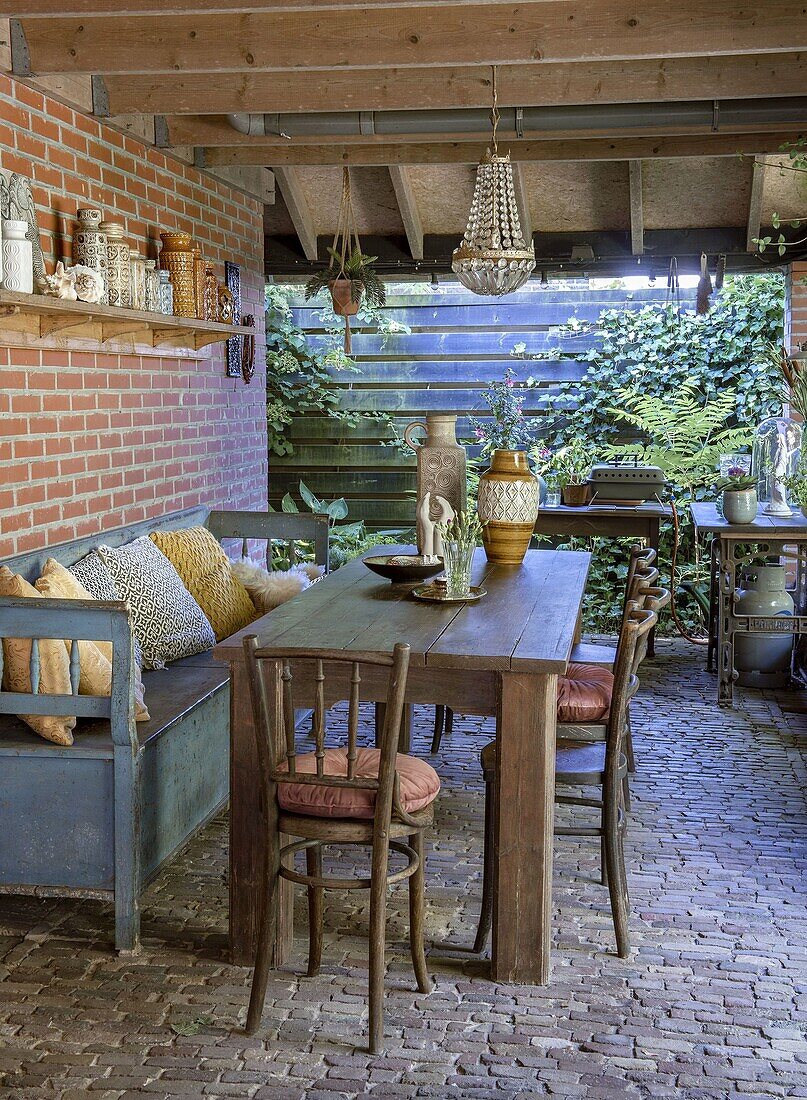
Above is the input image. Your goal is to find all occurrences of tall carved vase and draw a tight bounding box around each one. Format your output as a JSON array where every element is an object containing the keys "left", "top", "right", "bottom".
[
  {"left": 405, "top": 414, "right": 467, "bottom": 554},
  {"left": 72, "top": 208, "right": 108, "bottom": 304},
  {"left": 477, "top": 449, "right": 539, "bottom": 565},
  {"left": 159, "top": 232, "right": 196, "bottom": 317}
]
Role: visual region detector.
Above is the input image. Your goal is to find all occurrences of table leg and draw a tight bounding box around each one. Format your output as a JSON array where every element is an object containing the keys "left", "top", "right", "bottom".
[
  {"left": 493, "top": 671, "right": 557, "bottom": 983},
  {"left": 374, "top": 702, "right": 412, "bottom": 754},
  {"left": 229, "top": 658, "right": 293, "bottom": 967},
  {"left": 717, "top": 538, "right": 737, "bottom": 707},
  {"left": 707, "top": 537, "right": 718, "bottom": 673}
]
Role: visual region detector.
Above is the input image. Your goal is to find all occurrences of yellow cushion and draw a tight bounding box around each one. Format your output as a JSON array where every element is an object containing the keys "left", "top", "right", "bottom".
[
  {"left": 0, "top": 567, "right": 76, "bottom": 745},
  {"left": 150, "top": 525, "right": 257, "bottom": 642},
  {"left": 34, "top": 558, "right": 150, "bottom": 722}
]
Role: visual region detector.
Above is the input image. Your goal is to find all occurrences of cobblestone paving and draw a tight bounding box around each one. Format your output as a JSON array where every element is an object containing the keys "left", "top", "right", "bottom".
[{"left": 1, "top": 640, "right": 806, "bottom": 1099}]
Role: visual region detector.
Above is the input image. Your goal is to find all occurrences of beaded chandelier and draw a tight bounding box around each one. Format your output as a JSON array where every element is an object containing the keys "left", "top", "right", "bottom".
[{"left": 452, "top": 70, "right": 535, "bottom": 296}]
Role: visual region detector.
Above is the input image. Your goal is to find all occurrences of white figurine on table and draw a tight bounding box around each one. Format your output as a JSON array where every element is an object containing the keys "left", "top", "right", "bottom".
[{"left": 417, "top": 492, "right": 455, "bottom": 561}]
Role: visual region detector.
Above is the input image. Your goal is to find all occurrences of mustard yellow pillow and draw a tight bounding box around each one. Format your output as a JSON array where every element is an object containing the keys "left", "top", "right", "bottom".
[
  {"left": 150, "top": 526, "right": 257, "bottom": 642},
  {"left": 0, "top": 567, "right": 76, "bottom": 745},
  {"left": 35, "top": 558, "right": 150, "bottom": 722}
]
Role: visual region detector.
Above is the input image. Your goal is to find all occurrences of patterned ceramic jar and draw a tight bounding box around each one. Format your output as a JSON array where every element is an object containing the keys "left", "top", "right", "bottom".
[
  {"left": 477, "top": 449, "right": 540, "bottom": 565},
  {"left": 2, "top": 219, "right": 33, "bottom": 293},
  {"left": 129, "top": 251, "right": 147, "bottom": 310},
  {"left": 159, "top": 232, "right": 196, "bottom": 317},
  {"left": 72, "top": 208, "right": 108, "bottom": 304},
  {"left": 157, "top": 268, "right": 173, "bottom": 315},
  {"left": 99, "top": 220, "right": 130, "bottom": 308},
  {"left": 143, "top": 259, "right": 160, "bottom": 312},
  {"left": 405, "top": 414, "right": 467, "bottom": 555},
  {"left": 203, "top": 264, "right": 219, "bottom": 321}
]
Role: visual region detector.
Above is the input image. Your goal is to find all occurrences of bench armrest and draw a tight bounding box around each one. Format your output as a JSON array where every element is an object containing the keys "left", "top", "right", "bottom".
[
  {"left": 0, "top": 596, "right": 136, "bottom": 748},
  {"left": 207, "top": 509, "right": 330, "bottom": 570}
]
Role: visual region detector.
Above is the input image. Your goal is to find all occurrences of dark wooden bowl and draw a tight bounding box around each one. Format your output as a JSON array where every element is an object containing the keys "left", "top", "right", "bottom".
[{"left": 363, "top": 554, "right": 444, "bottom": 584}]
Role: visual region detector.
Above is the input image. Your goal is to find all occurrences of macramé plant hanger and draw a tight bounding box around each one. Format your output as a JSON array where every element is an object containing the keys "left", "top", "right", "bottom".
[{"left": 304, "top": 167, "right": 386, "bottom": 354}]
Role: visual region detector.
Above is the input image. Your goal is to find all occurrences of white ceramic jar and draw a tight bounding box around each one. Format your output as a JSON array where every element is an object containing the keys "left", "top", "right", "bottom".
[{"left": 2, "top": 219, "right": 33, "bottom": 293}]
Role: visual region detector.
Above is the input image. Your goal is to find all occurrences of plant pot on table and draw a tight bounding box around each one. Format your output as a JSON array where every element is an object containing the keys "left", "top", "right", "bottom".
[
  {"left": 561, "top": 483, "right": 590, "bottom": 506},
  {"left": 722, "top": 488, "right": 757, "bottom": 524}
]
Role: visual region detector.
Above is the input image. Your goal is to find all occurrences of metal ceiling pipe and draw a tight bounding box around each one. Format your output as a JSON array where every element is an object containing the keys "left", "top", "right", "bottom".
[{"left": 227, "top": 98, "right": 807, "bottom": 139}]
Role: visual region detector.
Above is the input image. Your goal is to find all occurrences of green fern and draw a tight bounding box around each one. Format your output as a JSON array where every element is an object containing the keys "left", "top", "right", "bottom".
[{"left": 605, "top": 383, "right": 752, "bottom": 491}]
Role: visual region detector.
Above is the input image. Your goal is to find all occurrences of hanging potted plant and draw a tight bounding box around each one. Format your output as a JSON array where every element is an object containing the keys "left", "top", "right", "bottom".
[
  {"left": 304, "top": 168, "right": 385, "bottom": 354},
  {"left": 469, "top": 369, "right": 540, "bottom": 565}
]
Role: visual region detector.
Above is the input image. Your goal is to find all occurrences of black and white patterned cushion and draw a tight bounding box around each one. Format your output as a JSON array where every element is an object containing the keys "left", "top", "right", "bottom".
[
  {"left": 96, "top": 537, "right": 216, "bottom": 670},
  {"left": 70, "top": 550, "right": 146, "bottom": 670}
]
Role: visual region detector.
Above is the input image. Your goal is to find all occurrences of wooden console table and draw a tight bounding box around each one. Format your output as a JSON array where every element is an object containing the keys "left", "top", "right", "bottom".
[
  {"left": 534, "top": 500, "right": 671, "bottom": 656},
  {"left": 691, "top": 502, "right": 807, "bottom": 706}
]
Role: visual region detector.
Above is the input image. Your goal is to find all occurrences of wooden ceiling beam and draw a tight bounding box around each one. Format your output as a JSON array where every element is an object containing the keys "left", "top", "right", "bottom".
[
  {"left": 273, "top": 166, "right": 318, "bottom": 261},
  {"left": 629, "top": 160, "right": 643, "bottom": 256},
  {"left": 388, "top": 166, "right": 424, "bottom": 260},
  {"left": 216, "top": 131, "right": 804, "bottom": 166},
  {"left": 10, "top": 0, "right": 565, "bottom": 14},
  {"left": 100, "top": 54, "right": 807, "bottom": 116},
  {"left": 17, "top": 3, "right": 807, "bottom": 75}
]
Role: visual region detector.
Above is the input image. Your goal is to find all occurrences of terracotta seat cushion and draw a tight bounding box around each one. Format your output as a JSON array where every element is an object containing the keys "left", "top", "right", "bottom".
[
  {"left": 557, "top": 663, "right": 614, "bottom": 723},
  {"left": 277, "top": 746, "right": 440, "bottom": 819}
]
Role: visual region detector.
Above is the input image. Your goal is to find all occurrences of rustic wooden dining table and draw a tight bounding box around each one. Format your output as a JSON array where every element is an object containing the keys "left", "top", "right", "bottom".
[{"left": 215, "top": 545, "right": 591, "bottom": 984}]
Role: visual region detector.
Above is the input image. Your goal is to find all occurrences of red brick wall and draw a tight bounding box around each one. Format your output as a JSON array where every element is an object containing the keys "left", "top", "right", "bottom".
[
  {"left": 786, "top": 261, "right": 807, "bottom": 355},
  {"left": 0, "top": 73, "right": 267, "bottom": 558}
]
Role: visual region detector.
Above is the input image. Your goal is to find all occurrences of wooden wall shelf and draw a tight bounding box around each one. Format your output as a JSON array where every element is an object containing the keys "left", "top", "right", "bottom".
[{"left": 0, "top": 289, "right": 251, "bottom": 351}]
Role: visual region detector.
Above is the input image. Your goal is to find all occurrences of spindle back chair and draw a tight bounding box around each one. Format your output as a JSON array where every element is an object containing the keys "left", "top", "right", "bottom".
[{"left": 242, "top": 638, "right": 437, "bottom": 1053}]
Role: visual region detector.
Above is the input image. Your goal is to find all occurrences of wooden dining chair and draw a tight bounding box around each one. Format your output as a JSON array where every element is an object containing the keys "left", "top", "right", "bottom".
[
  {"left": 242, "top": 638, "right": 440, "bottom": 1052},
  {"left": 469, "top": 605, "right": 658, "bottom": 958},
  {"left": 430, "top": 546, "right": 659, "bottom": 759}
]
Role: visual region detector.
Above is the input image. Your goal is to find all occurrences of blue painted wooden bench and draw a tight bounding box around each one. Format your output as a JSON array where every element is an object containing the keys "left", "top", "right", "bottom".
[{"left": 0, "top": 505, "right": 329, "bottom": 953}]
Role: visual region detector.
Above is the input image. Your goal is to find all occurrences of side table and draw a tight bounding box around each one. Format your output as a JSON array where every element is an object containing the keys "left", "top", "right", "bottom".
[
  {"left": 691, "top": 502, "right": 807, "bottom": 706},
  {"left": 535, "top": 501, "right": 672, "bottom": 657}
]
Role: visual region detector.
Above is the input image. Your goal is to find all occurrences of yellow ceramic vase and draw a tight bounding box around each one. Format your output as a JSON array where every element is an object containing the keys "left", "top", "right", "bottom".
[{"left": 477, "top": 449, "right": 540, "bottom": 565}]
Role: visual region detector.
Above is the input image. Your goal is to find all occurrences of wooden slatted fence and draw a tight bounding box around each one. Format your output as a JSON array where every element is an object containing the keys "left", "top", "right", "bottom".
[{"left": 270, "top": 284, "right": 694, "bottom": 528}]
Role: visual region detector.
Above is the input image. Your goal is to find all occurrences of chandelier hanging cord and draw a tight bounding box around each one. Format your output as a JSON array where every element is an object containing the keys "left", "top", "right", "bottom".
[{"left": 490, "top": 65, "right": 500, "bottom": 155}]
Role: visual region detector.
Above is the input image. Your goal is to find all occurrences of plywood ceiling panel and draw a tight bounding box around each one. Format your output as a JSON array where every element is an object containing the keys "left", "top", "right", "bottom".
[
  {"left": 526, "top": 163, "right": 630, "bottom": 232},
  {"left": 760, "top": 155, "right": 807, "bottom": 224},
  {"left": 407, "top": 165, "right": 477, "bottom": 235},
  {"left": 642, "top": 157, "right": 750, "bottom": 229},
  {"left": 295, "top": 167, "right": 404, "bottom": 236}
]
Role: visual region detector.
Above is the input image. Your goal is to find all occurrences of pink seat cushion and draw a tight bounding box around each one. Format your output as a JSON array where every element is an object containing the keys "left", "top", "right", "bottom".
[
  {"left": 277, "top": 747, "right": 441, "bottom": 820},
  {"left": 557, "top": 663, "right": 614, "bottom": 723}
]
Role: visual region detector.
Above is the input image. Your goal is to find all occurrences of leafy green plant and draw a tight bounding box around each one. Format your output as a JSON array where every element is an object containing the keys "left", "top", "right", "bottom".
[
  {"left": 305, "top": 247, "right": 386, "bottom": 308},
  {"left": 783, "top": 464, "right": 807, "bottom": 508},
  {"left": 274, "top": 479, "right": 408, "bottom": 570},
  {"left": 753, "top": 138, "right": 807, "bottom": 256},
  {"left": 715, "top": 470, "right": 757, "bottom": 492},
  {"left": 604, "top": 384, "right": 752, "bottom": 490},
  {"left": 265, "top": 284, "right": 394, "bottom": 459},
  {"left": 552, "top": 438, "right": 595, "bottom": 487}
]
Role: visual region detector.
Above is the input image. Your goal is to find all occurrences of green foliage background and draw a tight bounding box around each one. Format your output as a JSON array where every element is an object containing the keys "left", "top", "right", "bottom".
[{"left": 529, "top": 274, "right": 785, "bottom": 633}]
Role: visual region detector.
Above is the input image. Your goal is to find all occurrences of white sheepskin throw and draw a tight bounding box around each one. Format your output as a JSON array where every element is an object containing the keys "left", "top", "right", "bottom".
[{"left": 232, "top": 560, "right": 311, "bottom": 613}]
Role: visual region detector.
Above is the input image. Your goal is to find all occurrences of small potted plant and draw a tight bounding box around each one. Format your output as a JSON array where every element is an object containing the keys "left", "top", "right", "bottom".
[
  {"left": 553, "top": 439, "right": 594, "bottom": 506},
  {"left": 716, "top": 466, "right": 758, "bottom": 524}
]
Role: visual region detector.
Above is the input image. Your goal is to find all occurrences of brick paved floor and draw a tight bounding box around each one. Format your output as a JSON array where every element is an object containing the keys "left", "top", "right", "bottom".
[{"left": 1, "top": 640, "right": 806, "bottom": 1099}]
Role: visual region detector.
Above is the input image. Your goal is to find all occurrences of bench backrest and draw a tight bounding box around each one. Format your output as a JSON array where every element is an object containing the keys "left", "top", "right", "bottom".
[{"left": 2, "top": 506, "right": 330, "bottom": 581}]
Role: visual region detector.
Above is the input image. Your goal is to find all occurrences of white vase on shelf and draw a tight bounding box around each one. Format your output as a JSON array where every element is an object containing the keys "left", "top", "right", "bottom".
[{"left": 2, "top": 219, "right": 33, "bottom": 293}]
